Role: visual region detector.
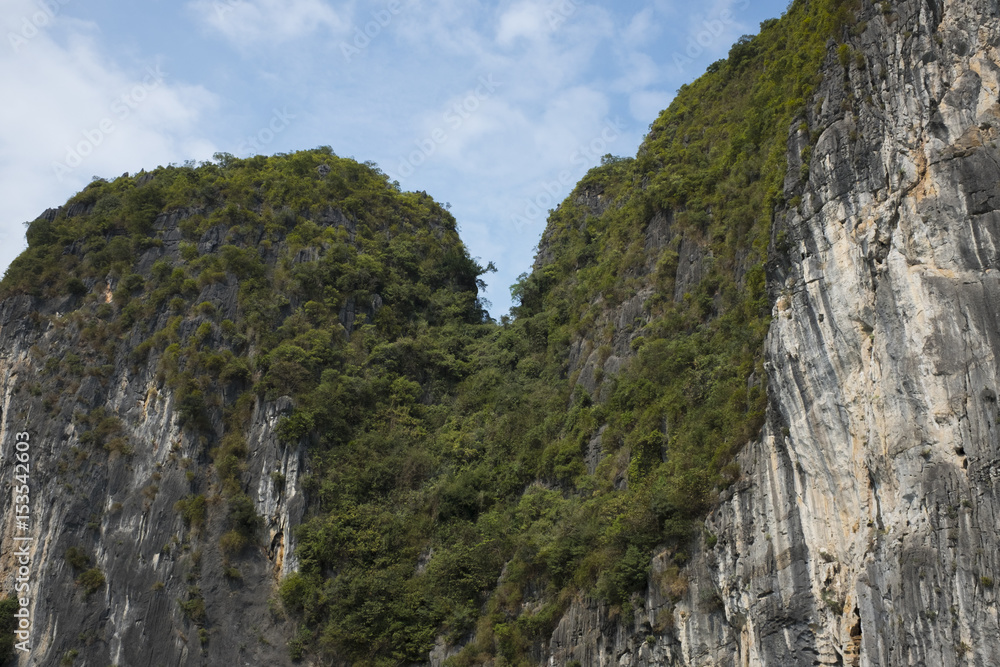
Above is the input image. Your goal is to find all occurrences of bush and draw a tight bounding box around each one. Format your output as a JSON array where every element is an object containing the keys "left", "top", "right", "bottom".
[
  {"left": 219, "top": 530, "right": 247, "bottom": 556},
  {"left": 66, "top": 278, "right": 88, "bottom": 296},
  {"left": 105, "top": 436, "right": 134, "bottom": 456},
  {"left": 64, "top": 547, "right": 90, "bottom": 571},
  {"left": 288, "top": 626, "right": 313, "bottom": 661},
  {"left": 0, "top": 597, "right": 19, "bottom": 662},
  {"left": 279, "top": 573, "right": 314, "bottom": 614},
  {"left": 175, "top": 494, "right": 207, "bottom": 528},
  {"left": 219, "top": 358, "right": 251, "bottom": 384},
  {"left": 118, "top": 272, "right": 145, "bottom": 294},
  {"left": 179, "top": 586, "right": 206, "bottom": 624},
  {"left": 176, "top": 385, "right": 211, "bottom": 433},
  {"left": 194, "top": 321, "right": 213, "bottom": 343},
  {"left": 195, "top": 301, "right": 217, "bottom": 317},
  {"left": 77, "top": 568, "right": 105, "bottom": 595},
  {"left": 596, "top": 544, "right": 650, "bottom": 605},
  {"left": 227, "top": 494, "right": 261, "bottom": 538}
]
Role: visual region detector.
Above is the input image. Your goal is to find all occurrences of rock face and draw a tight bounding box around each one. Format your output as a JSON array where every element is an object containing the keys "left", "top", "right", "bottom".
[
  {"left": 541, "top": 0, "right": 1000, "bottom": 664},
  {"left": 0, "top": 151, "right": 488, "bottom": 666},
  {"left": 716, "top": 0, "right": 1000, "bottom": 663},
  {"left": 0, "top": 211, "right": 302, "bottom": 666}
]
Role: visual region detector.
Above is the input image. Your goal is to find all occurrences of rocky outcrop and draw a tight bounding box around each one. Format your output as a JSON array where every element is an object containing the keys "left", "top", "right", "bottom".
[
  {"left": 0, "top": 213, "right": 301, "bottom": 666},
  {"left": 541, "top": 0, "right": 1000, "bottom": 664},
  {"left": 715, "top": 0, "right": 1000, "bottom": 663}
]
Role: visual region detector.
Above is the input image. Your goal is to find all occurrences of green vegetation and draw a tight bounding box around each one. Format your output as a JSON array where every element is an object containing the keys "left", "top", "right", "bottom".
[
  {"left": 175, "top": 494, "right": 207, "bottom": 529},
  {"left": 0, "top": 597, "right": 18, "bottom": 664},
  {"left": 0, "top": 0, "right": 863, "bottom": 661},
  {"left": 77, "top": 568, "right": 105, "bottom": 596},
  {"left": 75, "top": 408, "right": 131, "bottom": 455},
  {"left": 64, "top": 547, "right": 91, "bottom": 571},
  {"left": 180, "top": 586, "right": 207, "bottom": 624}
]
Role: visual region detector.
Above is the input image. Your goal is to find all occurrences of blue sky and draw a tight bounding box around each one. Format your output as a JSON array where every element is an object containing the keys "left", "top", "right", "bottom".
[{"left": 2, "top": 0, "right": 788, "bottom": 317}]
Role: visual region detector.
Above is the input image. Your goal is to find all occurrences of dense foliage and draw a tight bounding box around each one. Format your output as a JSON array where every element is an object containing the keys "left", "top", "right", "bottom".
[
  {"left": 0, "top": 597, "right": 17, "bottom": 664},
  {"left": 0, "top": 0, "right": 862, "bottom": 663},
  {"left": 3, "top": 148, "right": 493, "bottom": 663}
]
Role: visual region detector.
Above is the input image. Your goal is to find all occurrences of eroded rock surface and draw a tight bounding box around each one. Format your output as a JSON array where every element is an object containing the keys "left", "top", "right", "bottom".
[
  {"left": 542, "top": 0, "right": 1000, "bottom": 664},
  {"left": 0, "top": 213, "right": 300, "bottom": 666}
]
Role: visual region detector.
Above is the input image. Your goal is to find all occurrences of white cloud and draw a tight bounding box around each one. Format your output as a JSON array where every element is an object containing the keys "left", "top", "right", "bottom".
[
  {"left": 187, "top": 0, "right": 352, "bottom": 47},
  {"left": 372, "top": 1, "right": 618, "bottom": 180},
  {"left": 496, "top": 1, "right": 550, "bottom": 45},
  {"left": 623, "top": 7, "right": 657, "bottom": 45},
  {"left": 0, "top": 0, "right": 217, "bottom": 279},
  {"left": 391, "top": 0, "right": 491, "bottom": 59},
  {"left": 612, "top": 50, "right": 661, "bottom": 92},
  {"left": 681, "top": 0, "right": 753, "bottom": 59}
]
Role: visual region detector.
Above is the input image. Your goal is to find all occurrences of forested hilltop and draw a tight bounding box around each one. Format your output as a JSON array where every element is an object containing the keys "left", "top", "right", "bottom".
[{"left": 0, "top": 0, "right": 904, "bottom": 663}]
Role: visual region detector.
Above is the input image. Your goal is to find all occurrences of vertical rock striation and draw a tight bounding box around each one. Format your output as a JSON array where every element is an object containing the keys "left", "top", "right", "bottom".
[
  {"left": 0, "top": 212, "right": 302, "bottom": 666},
  {"left": 688, "top": 0, "right": 1000, "bottom": 663}
]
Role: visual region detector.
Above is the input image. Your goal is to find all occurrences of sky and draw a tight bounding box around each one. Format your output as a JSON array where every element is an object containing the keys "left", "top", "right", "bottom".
[{"left": 1, "top": 0, "right": 789, "bottom": 318}]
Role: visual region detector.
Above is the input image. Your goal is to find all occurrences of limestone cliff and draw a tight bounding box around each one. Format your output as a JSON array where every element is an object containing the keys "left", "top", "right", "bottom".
[
  {"left": 540, "top": 0, "right": 1000, "bottom": 664},
  {"left": 731, "top": 0, "right": 1000, "bottom": 661},
  {"left": 0, "top": 211, "right": 305, "bottom": 666},
  {"left": 0, "top": 153, "right": 487, "bottom": 666}
]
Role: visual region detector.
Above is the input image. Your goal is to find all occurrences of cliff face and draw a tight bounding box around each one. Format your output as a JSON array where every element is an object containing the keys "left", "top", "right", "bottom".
[
  {"left": 542, "top": 0, "right": 1000, "bottom": 664},
  {"left": 0, "top": 220, "right": 302, "bottom": 666},
  {"left": 0, "top": 152, "right": 488, "bottom": 666},
  {"left": 731, "top": 0, "right": 1000, "bottom": 662}
]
